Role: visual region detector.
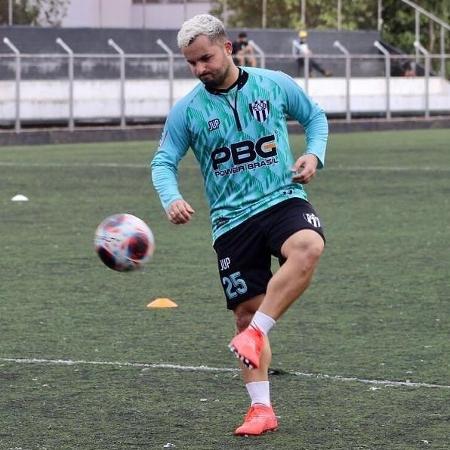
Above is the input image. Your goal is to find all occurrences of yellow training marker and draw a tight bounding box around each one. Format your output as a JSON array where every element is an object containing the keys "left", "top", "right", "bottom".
[{"left": 147, "top": 298, "right": 178, "bottom": 309}]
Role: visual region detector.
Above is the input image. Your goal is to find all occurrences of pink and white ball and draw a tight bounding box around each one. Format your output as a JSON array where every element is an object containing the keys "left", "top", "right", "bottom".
[{"left": 94, "top": 214, "right": 154, "bottom": 272}]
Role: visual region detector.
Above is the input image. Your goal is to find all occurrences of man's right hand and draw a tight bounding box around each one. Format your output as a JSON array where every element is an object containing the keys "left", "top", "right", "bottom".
[{"left": 166, "top": 199, "right": 195, "bottom": 224}]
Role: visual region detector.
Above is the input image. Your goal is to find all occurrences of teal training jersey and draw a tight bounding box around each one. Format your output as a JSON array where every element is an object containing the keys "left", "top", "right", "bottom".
[{"left": 151, "top": 67, "right": 328, "bottom": 242}]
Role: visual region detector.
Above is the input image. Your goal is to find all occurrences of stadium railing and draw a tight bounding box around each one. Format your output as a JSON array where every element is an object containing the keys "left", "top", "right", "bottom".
[{"left": 0, "top": 37, "right": 449, "bottom": 132}]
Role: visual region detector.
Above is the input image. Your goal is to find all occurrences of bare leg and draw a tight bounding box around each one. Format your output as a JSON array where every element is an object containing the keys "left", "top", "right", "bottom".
[
  {"left": 259, "top": 229, "right": 324, "bottom": 320},
  {"left": 232, "top": 229, "right": 323, "bottom": 377}
]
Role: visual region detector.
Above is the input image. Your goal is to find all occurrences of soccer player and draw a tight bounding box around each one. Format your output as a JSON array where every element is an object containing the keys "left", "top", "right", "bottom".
[{"left": 151, "top": 14, "right": 328, "bottom": 436}]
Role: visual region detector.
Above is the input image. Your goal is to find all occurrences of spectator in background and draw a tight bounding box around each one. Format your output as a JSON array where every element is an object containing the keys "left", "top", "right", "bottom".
[
  {"left": 232, "top": 32, "right": 256, "bottom": 67},
  {"left": 401, "top": 60, "right": 416, "bottom": 77},
  {"left": 295, "top": 30, "right": 332, "bottom": 77}
]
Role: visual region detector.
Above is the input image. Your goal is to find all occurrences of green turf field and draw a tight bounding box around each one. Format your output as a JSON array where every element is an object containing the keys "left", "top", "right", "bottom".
[{"left": 1, "top": 128, "right": 449, "bottom": 449}]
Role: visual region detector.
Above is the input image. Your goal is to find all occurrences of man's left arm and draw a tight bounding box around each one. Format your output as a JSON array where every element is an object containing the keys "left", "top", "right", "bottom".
[{"left": 278, "top": 72, "right": 328, "bottom": 169}]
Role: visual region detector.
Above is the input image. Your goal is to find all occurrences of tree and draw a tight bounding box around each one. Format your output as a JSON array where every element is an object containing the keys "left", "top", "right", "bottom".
[
  {"left": 211, "top": 0, "right": 449, "bottom": 53},
  {"left": 37, "top": 0, "right": 69, "bottom": 26},
  {"left": 211, "top": 0, "right": 378, "bottom": 30},
  {"left": 0, "top": 0, "right": 69, "bottom": 26},
  {"left": 300, "top": 0, "right": 378, "bottom": 31},
  {"left": 381, "top": 0, "right": 449, "bottom": 53},
  {"left": 0, "top": 0, "right": 40, "bottom": 25}
]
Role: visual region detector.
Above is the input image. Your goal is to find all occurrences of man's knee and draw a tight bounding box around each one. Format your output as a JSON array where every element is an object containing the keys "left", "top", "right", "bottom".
[
  {"left": 305, "top": 233, "right": 324, "bottom": 262},
  {"left": 282, "top": 230, "right": 324, "bottom": 267}
]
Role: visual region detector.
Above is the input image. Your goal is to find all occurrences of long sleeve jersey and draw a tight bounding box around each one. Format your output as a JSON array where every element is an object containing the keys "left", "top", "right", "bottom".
[{"left": 151, "top": 67, "right": 328, "bottom": 242}]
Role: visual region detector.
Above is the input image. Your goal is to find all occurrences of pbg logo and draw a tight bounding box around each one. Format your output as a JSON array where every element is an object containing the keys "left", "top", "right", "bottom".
[{"left": 211, "top": 134, "right": 277, "bottom": 170}]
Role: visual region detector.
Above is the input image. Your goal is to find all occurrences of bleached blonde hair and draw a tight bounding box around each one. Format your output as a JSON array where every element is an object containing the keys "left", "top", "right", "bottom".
[{"left": 177, "top": 14, "right": 227, "bottom": 49}]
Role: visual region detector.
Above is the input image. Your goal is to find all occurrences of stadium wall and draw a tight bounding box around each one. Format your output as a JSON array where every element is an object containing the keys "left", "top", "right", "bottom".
[{"left": 1, "top": 77, "right": 449, "bottom": 126}]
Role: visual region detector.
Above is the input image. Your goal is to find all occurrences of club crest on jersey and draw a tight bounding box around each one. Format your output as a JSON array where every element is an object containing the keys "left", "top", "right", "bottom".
[{"left": 249, "top": 100, "right": 270, "bottom": 122}]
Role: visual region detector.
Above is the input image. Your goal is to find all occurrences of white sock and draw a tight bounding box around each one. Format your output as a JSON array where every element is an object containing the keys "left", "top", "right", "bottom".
[
  {"left": 246, "top": 381, "right": 271, "bottom": 407},
  {"left": 250, "top": 311, "right": 276, "bottom": 335}
]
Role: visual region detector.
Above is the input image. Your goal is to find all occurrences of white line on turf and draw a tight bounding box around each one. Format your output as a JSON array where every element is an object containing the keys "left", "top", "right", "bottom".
[
  {"left": 0, "top": 161, "right": 450, "bottom": 173},
  {"left": 1, "top": 357, "right": 449, "bottom": 390},
  {"left": 1, "top": 161, "right": 450, "bottom": 172},
  {"left": 0, "top": 162, "right": 146, "bottom": 168}
]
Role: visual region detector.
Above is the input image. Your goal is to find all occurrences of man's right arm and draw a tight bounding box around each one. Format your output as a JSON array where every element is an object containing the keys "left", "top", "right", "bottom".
[{"left": 150, "top": 106, "right": 190, "bottom": 213}]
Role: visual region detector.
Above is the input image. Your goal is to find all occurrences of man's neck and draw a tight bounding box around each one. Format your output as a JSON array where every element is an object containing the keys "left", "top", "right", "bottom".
[{"left": 220, "top": 65, "right": 240, "bottom": 90}]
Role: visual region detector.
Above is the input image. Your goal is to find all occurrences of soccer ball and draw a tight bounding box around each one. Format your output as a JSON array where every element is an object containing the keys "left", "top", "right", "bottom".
[{"left": 94, "top": 213, "right": 155, "bottom": 272}]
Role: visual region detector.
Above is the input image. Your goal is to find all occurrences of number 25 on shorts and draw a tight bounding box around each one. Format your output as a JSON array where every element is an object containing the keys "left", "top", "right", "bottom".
[{"left": 222, "top": 271, "right": 248, "bottom": 300}]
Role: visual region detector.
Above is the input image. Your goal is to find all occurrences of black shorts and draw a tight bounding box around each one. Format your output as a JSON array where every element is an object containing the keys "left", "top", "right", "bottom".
[{"left": 213, "top": 198, "right": 325, "bottom": 310}]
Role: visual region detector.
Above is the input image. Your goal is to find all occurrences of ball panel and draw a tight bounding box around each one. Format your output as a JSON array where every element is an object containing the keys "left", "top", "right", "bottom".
[
  {"left": 97, "top": 246, "right": 119, "bottom": 271},
  {"left": 127, "top": 233, "right": 150, "bottom": 260}
]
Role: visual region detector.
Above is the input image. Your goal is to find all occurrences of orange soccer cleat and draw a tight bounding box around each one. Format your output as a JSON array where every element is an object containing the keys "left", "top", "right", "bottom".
[
  {"left": 228, "top": 326, "right": 264, "bottom": 369},
  {"left": 234, "top": 404, "right": 278, "bottom": 436}
]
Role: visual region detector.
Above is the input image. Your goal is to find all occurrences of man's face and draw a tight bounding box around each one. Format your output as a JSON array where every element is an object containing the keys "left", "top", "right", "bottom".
[{"left": 182, "top": 34, "right": 234, "bottom": 90}]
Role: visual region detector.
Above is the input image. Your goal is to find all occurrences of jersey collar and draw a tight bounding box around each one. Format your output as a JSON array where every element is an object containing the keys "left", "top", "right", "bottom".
[{"left": 205, "top": 68, "right": 249, "bottom": 95}]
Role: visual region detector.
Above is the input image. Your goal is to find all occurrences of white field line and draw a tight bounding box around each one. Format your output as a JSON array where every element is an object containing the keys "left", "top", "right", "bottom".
[
  {"left": 0, "top": 161, "right": 146, "bottom": 169},
  {"left": 1, "top": 357, "right": 449, "bottom": 390},
  {"left": 0, "top": 161, "right": 450, "bottom": 172}
]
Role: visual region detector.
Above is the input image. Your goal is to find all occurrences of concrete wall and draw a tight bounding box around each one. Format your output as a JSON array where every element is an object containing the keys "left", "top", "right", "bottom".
[
  {"left": 1, "top": 77, "right": 449, "bottom": 126},
  {"left": 61, "top": 0, "right": 212, "bottom": 29},
  {"left": 130, "top": 2, "right": 213, "bottom": 29},
  {"left": 63, "top": 0, "right": 132, "bottom": 28}
]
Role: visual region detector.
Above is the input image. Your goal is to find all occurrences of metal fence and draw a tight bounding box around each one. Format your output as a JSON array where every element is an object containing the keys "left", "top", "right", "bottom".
[{"left": 1, "top": 37, "right": 449, "bottom": 132}]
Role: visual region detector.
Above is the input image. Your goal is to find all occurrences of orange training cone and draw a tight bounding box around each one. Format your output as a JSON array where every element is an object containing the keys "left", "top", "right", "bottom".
[{"left": 147, "top": 298, "right": 178, "bottom": 308}]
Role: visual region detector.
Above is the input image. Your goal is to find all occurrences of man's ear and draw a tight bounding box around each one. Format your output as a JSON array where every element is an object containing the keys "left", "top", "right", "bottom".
[{"left": 224, "top": 40, "right": 233, "bottom": 55}]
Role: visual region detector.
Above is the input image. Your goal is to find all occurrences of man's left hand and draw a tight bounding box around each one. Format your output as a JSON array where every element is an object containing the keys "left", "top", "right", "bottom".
[{"left": 291, "top": 154, "right": 319, "bottom": 184}]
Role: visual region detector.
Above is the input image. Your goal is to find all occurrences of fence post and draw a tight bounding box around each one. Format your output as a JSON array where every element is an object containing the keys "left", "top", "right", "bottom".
[
  {"left": 292, "top": 39, "right": 309, "bottom": 93},
  {"left": 374, "top": 40, "right": 391, "bottom": 119},
  {"left": 56, "top": 37, "right": 75, "bottom": 131},
  {"left": 108, "top": 39, "right": 126, "bottom": 128},
  {"left": 440, "top": 26, "right": 445, "bottom": 78},
  {"left": 3, "top": 37, "right": 21, "bottom": 133},
  {"left": 333, "top": 40, "right": 351, "bottom": 121},
  {"left": 156, "top": 39, "right": 174, "bottom": 109},
  {"left": 414, "top": 41, "right": 430, "bottom": 119},
  {"left": 248, "top": 39, "right": 265, "bottom": 69},
  {"left": 414, "top": 9, "right": 420, "bottom": 65}
]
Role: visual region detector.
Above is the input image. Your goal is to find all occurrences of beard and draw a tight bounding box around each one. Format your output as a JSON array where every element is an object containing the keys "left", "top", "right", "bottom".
[{"left": 199, "top": 64, "right": 231, "bottom": 90}]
